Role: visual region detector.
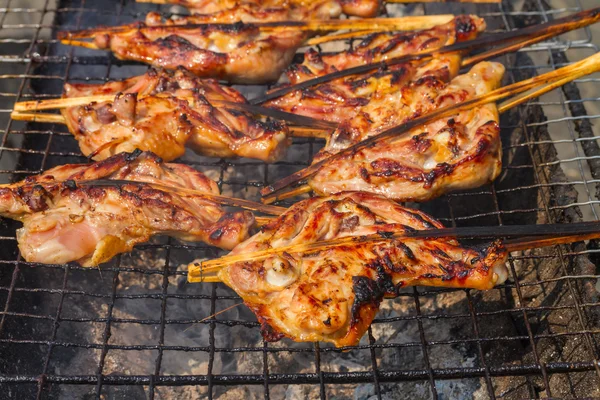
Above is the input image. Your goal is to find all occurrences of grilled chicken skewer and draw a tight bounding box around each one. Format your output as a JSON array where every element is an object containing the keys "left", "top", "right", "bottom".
[
  {"left": 308, "top": 61, "right": 504, "bottom": 199},
  {"left": 188, "top": 192, "right": 600, "bottom": 347},
  {"left": 57, "top": 15, "right": 453, "bottom": 84},
  {"left": 141, "top": 0, "right": 344, "bottom": 23},
  {"left": 190, "top": 192, "right": 508, "bottom": 346},
  {"left": 0, "top": 151, "right": 260, "bottom": 267},
  {"left": 270, "top": 61, "right": 504, "bottom": 202},
  {"left": 255, "top": 7, "right": 600, "bottom": 104},
  {"left": 15, "top": 68, "right": 292, "bottom": 162},
  {"left": 262, "top": 51, "right": 600, "bottom": 203},
  {"left": 265, "top": 15, "right": 484, "bottom": 123},
  {"left": 142, "top": 0, "right": 380, "bottom": 18},
  {"left": 138, "top": 0, "right": 499, "bottom": 19}
]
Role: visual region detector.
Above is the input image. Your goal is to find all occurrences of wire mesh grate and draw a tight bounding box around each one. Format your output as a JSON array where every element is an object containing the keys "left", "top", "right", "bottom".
[{"left": 0, "top": 0, "right": 599, "bottom": 398}]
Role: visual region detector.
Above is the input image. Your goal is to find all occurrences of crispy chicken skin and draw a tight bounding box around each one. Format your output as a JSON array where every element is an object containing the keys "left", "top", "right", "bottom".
[
  {"left": 61, "top": 68, "right": 290, "bottom": 162},
  {"left": 308, "top": 61, "right": 505, "bottom": 201},
  {"left": 160, "top": 0, "right": 378, "bottom": 18},
  {"left": 92, "top": 21, "right": 305, "bottom": 84},
  {"left": 0, "top": 151, "right": 254, "bottom": 266},
  {"left": 220, "top": 192, "right": 508, "bottom": 347},
  {"left": 265, "top": 15, "right": 486, "bottom": 122}
]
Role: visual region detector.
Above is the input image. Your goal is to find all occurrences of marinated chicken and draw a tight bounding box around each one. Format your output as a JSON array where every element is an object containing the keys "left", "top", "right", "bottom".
[
  {"left": 264, "top": 15, "right": 485, "bottom": 122},
  {"left": 85, "top": 19, "right": 305, "bottom": 84},
  {"left": 61, "top": 68, "right": 290, "bottom": 162},
  {"left": 143, "top": 0, "right": 342, "bottom": 23},
  {"left": 0, "top": 151, "right": 254, "bottom": 266},
  {"left": 264, "top": 15, "right": 486, "bottom": 122},
  {"left": 220, "top": 192, "right": 508, "bottom": 346},
  {"left": 159, "top": 0, "right": 380, "bottom": 18},
  {"left": 306, "top": 61, "right": 505, "bottom": 201}
]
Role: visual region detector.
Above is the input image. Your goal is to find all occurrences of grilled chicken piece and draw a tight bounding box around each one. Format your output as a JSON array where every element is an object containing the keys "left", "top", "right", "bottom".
[
  {"left": 265, "top": 15, "right": 485, "bottom": 122},
  {"left": 0, "top": 151, "right": 254, "bottom": 266},
  {"left": 91, "top": 19, "right": 305, "bottom": 84},
  {"left": 61, "top": 68, "right": 290, "bottom": 162},
  {"left": 307, "top": 61, "right": 505, "bottom": 201},
  {"left": 220, "top": 192, "right": 508, "bottom": 346},
  {"left": 143, "top": 0, "right": 342, "bottom": 24},
  {"left": 161, "top": 0, "right": 380, "bottom": 18}
]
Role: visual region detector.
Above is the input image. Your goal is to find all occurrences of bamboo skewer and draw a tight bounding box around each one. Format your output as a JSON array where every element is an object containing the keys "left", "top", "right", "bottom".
[
  {"left": 10, "top": 112, "right": 65, "bottom": 124},
  {"left": 58, "top": 15, "right": 454, "bottom": 40},
  {"left": 76, "top": 179, "right": 286, "bottom": 215},
  {"left": 1, "top": 177, "right": 285, "bottom": 216},
  {"left": 10, "top": 109, "right": 332, "bottom": 138},
  {"left": 188, "top": 221, "right": 600, "bottom": 282},
  {"left": 305, "top": 29, "right": 381, "bottom": 46},
  {"left": 287, "top": 126, "right": 329, "bottom": 138},
  {"left": 59, "top": 39, "right": 100, "bottom": 50},
  {"left": 2, "top": 177, "right": 285, "bottom": 216},
  {"left": 252, "top": 7, "right": 600, "bottom": 105},
  {"left": 13, "top": 93, "right": 336, "bottom": 130},
  {"left": 260, "top": 51, "right": 600, "bottom": 203}
]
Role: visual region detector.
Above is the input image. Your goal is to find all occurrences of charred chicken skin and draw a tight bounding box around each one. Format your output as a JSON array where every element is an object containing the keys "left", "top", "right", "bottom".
[
  {"left": 307, "top": 61, "right": 505, "bottom": 201},
  {"left": 220, "top": 192, "right": 508, "bottom": 347},
  {"left": 91, "top": 19, "right": 305, "bottom": 84},
  {"left": 158, "top": 0, "right": 380, "bottom": 18},
  {"left": 265, "top": 15, "right": 486, "bottom": 122},
  {"left": 62, "top": 68, "right": 290, "bottom": 162},
  {"left": 0, "top": 151, "right": 254, "bottom": 266}
]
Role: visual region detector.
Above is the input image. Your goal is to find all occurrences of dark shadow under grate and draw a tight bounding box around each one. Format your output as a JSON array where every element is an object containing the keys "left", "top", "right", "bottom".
[{"left": 0, "top": 0, "right": 599, "bottom": 398}]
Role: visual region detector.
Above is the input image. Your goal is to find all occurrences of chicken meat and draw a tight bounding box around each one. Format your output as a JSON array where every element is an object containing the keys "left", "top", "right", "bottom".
[
  {"left": 158, "top": 0, "right": 380, "bottom": 18},
  {"left": 264, "top": 15, "right": 486, "bottom": 123},
  {"left": 142, "top": 0, "right": 342, "bottom": 24},
  {"left": 306, "top": 61, "right": 505, "bottom": 201},
  {"left": 219, "top": 192, "right": 508, "bottom": 346},
  {"left": 61, "top": 68, "right": 290, "bottom": 162},
  {"left": 87, "top": 19, "right": 305, "bottom": 84},
  {"left": 0, "top": 150, "right": 254, "bottom": 266}
]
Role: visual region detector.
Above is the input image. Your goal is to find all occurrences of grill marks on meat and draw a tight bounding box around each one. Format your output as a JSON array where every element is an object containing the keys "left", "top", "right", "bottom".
[
  {"left": 160, "top": 0, "right": 378, "bottom": 18},
  {"left": 0, "top": 151, "right": 254, "bottom": 266},
  {"left": 219, "top": 192, "right": 508, "bottom": 347},
  {"left": 92, "top": 19, "right": 305, "bottom": 84},
  {"left": 61, "top": 68, "right": 290, "bottom": 162},
  {"left": 308, "top": 61, "right": 506, "bottom": 202},
  {"left": 314, "top": 54, "right": 461, "bottom": 158},
  {"left": 265, "top": 15, "right": 485, "bottom": 122}
]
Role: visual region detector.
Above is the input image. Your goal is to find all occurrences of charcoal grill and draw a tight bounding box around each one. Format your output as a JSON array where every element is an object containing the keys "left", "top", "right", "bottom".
[{"left": 0, "top": 0, "right": 599, "bottom": 398}]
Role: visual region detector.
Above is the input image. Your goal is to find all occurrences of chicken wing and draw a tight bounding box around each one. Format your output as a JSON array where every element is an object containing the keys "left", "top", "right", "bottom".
[
  {"left": 219, "top": 192, "right": 508, "bottom": 346},
  {"left": 0, "top": 151, "right": 254, "bottom": 266}
]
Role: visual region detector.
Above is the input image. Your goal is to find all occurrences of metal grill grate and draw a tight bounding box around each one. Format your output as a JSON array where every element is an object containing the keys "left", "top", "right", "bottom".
[{"left": 0, "top": 0, "right": 600, "bottom": 398}]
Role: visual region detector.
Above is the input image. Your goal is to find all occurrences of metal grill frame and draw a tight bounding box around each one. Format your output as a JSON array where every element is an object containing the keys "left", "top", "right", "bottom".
[{"left": 0, "top": 0, "right": 599, "bottom": 398}]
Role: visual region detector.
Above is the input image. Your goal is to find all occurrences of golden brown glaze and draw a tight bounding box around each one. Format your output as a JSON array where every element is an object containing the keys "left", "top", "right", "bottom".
[
  {"left": 161, "top": 0, "right": 377, "bottom": 18},
  {"left": 308, "top": 61, "right": 505, "bottom": 201},
  {"left": 92, "top": 21, "right": 305, "bottom": 84},
  {"left": 265, "top": 15, "right": 486, "bottom": 122},
  {"left": 220, "top": 192, "right": 508, "bottom": 346},
  {"left": 61, "top": 68, "right": 290, "bottom": 162},
  {"left": 143, "top": 0, "right": 342, "bottom": 24},
  {"left": 0, "top": 151, "right": 254, "bottom": 266}
]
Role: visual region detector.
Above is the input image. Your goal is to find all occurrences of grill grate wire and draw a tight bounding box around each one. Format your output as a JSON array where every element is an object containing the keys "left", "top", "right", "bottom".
[{"left": 0, "top": 0, "right": 599, "bottom": 398}]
